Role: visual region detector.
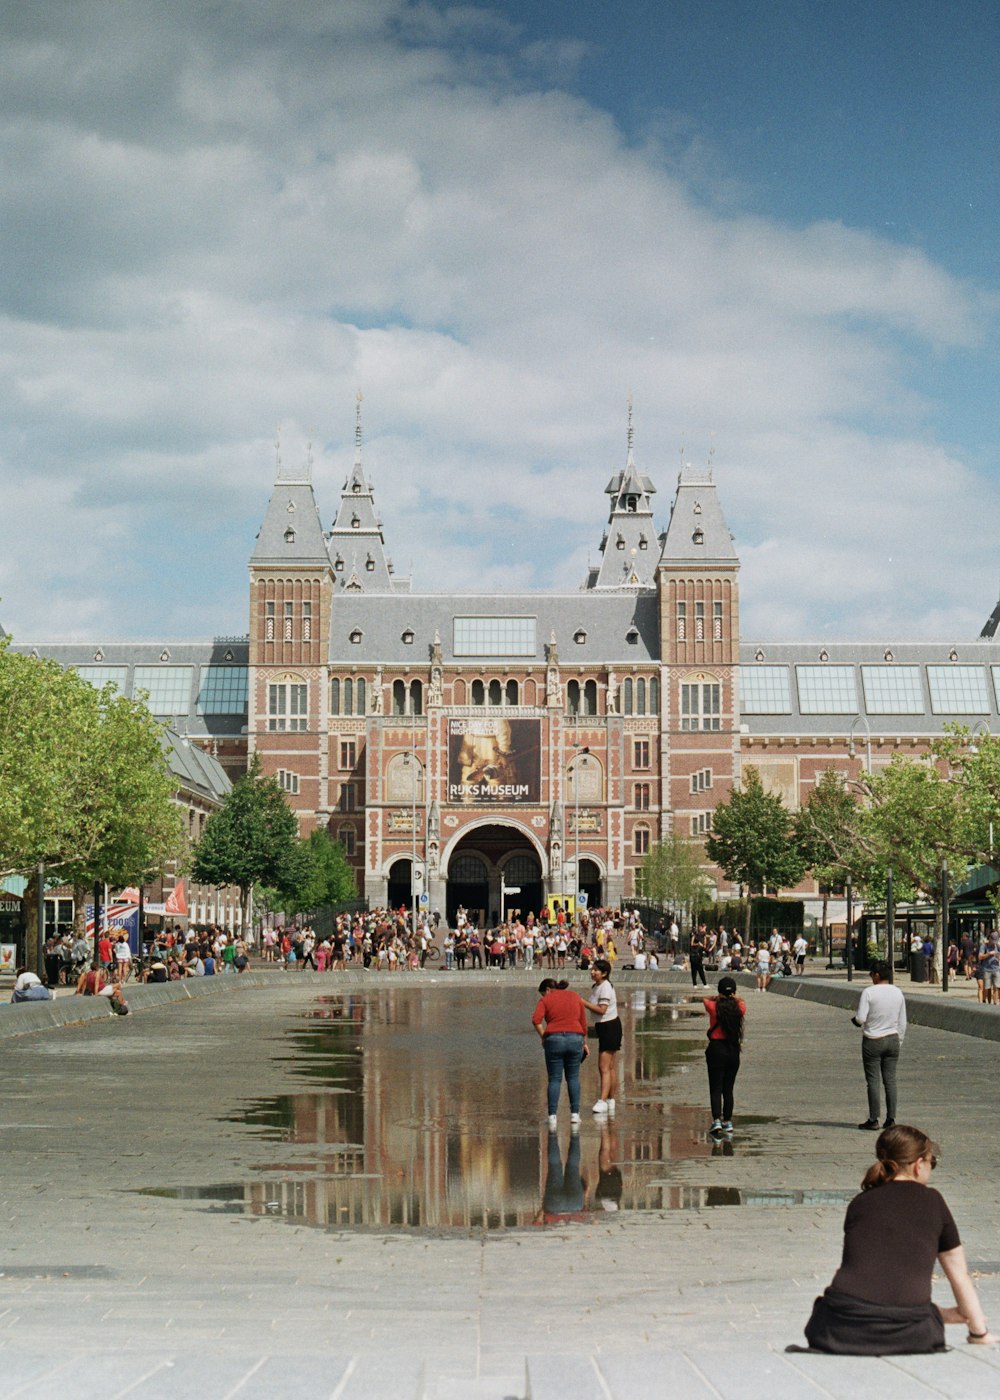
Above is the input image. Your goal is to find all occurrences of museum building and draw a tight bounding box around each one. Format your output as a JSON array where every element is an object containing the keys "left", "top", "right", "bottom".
[{"left": 14, "top": 409, "right": 1000, "bottom": 926}]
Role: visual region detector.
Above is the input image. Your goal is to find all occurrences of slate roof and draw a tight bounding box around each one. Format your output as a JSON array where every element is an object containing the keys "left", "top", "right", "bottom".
[
  {"left": 250, "top": 473, "right": 329, "bottom": 567},
  {"left": 162, "top": 727, "right": 232, "bottom": 803},
  {"left": 659, "top": 465, "right": 738, "bottom": 566},
  {"left": 328, "top": 591, "right": 660, "bottom": 666},
  {"left": 739, "top": 639, "right": 1000, "bottom": 736},
  {"left": 7, "top": 640, "right": 249, "bottom": 739}
]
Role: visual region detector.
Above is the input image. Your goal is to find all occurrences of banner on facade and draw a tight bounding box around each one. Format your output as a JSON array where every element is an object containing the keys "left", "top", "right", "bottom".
[{"left": 447, "top": 718, "right": 541, "bottom": 804}]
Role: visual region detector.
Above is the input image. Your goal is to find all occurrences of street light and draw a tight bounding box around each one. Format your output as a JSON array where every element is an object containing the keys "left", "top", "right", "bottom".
[
  {"left": 571, "top": 744, "right": 590, "bottom": 925},
  {"left": 848, "top": 713, "right": 872, "bottom": 773},
  {"left": 403, "top": 696, "right": 420, "bottom": 937}
]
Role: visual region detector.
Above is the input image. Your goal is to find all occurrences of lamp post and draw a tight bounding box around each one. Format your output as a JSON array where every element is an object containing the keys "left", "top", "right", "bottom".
[
  {"left": 571, "top": 744, "right": 589, "bottom": 928},
  {"left": 848, "top": 713, "right": 872, "bottom": 774},
  {"left": 941, "top": 859, "right": 950, "bottom": 994},
  {"left": 885, "top": 865, "right": 894, "bottom": 984},
  {"left": 845, "top": 878, "right": 854, "bottom": 982}
]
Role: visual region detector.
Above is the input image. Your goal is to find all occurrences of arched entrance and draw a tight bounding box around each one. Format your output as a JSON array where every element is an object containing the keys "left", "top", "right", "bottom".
[
  {"left": 578, "top": 859, "right": 603, "bottom": 912},
  {"left": 444, "top": 823, "right": 546, "bottom": 927},
  {"left": 387, "top": 857, "right": 414, "bottom": 912}
]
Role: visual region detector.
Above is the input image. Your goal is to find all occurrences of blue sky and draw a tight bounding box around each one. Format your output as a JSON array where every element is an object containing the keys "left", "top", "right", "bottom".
[{"left": 0, "top": 0, "right": 997, "bottom": 643}]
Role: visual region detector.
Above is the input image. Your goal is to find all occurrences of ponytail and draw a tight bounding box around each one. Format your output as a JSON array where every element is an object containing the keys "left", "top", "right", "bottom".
[{"left": 861, "top": 1124, "right": 936, "bottom": 1191}]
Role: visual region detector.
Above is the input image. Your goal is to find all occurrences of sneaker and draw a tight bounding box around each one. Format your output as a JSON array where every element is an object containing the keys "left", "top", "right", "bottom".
[
  {"left": 569, "top": 1112, "right": 581, "bottom": 1124},
  {"left": 710, "top": 1119, "right": 723, "bottom": 1133},
  {"left": 883, "top": 1118, "right": 895, "bottom": 1129},
  {"left": 857, "top": 1119, "right": 879, "bottom": 1130},
  {"left": 720, "top": 1120, "right": 733, "bottom": 1132},
  {"left": 547, "top": 1114, "right": 557, "bottom": 1130},
  {"left": 592, "top": 1100, "right": 609, "bottom": 1114},
  {"left": 606, "top": 1098, "right": 616, "bottom": 1113}
]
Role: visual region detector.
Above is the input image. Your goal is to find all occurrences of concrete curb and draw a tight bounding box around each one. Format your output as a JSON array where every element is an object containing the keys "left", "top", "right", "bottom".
[
  {"left": 0, "top": 971, "right": 273, "bottom": 1039},
  {"left": 767, "top": 973, "right": 1000, "bottom": 1041}
]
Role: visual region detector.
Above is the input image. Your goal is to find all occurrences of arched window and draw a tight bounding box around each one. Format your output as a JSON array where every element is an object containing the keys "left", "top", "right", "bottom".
[
  {"left": 410, "top": 680, "right": 423, "bottom": 716},
  {"left": 566, "top": 679, "right": 580, "bottom": 716},
  {"left": 471, "top": 680, "right": 485, "bottom": 706},
  {"left": 330, "top": 677, "right": 340, "bottom": 714},
  {"left": 583, "top": 679, "right": 597, "bottom": 715},
  {"left": 488, "top": 679, "right": 502, "bottom": 706},
  {"left": 636, "top": 677, "right": 646, "bottom": 715},
  {"left": 623, "top": 678, "right": 633, "bottom": 714},
  {"left": 356, "top": 677, "right": 366, "bottom": 714},
  {"left": 649, "top": 676, "right": 659, "bottom": 713},
  {"left": 343, "top": 677, "right": 353, "bottom": 715},
  {"left": 505, "top": 679, "right": 518, "bottom": 706},
  {"left": 392, "top": 679, "right": 407, "bottom": 715}
]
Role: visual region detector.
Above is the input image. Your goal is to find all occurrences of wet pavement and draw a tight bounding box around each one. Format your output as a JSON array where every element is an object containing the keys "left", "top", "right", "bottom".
[{"left": 1, "top": 974, "right": 998, "bottom": 1397}]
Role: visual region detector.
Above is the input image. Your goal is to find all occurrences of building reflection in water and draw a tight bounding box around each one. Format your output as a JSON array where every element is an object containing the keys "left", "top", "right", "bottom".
[{"left": 226, "top": 986, "right": 755, "bottom": 1230}]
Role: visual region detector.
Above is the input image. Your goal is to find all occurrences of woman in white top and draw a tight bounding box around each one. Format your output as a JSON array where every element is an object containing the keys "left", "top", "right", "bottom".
[{"left": 582, "top": 959, "right": 622, "bottom": 1114}]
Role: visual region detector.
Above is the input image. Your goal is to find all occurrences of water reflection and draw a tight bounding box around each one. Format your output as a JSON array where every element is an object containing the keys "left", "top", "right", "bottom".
[{"left": 157, "top": 987, "right": 782, "bottom": 1232}]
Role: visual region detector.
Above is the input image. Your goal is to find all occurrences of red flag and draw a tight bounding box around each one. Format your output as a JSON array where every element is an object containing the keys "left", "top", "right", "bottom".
[{"left": 164, "top": 880, "right": 188, "bottom": 916}]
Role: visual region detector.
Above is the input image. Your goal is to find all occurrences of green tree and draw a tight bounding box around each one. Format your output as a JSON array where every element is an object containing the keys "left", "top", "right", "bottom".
[
  {"left": 794, "top": 768, "right": 867, "bottom": 949},
  {"left": 191, "top": 753, "right": 300, "bottom": 925},
  {"left": 706, "top": 767, "right": 807, "bottom": 934},
  {"left": 1, "top": 640, "right": 183, "bottom": 964},
  {"left": 279, "top": 829, "right": 358, "bottom": 916},
  {"left": 640, "top": 831, "right": 712, "bottom": 919}
]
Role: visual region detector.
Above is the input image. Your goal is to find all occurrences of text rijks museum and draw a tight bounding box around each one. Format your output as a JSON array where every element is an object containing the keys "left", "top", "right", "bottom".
[{"left": 18, "top": 412, "right": 1000, "bottom": 926}]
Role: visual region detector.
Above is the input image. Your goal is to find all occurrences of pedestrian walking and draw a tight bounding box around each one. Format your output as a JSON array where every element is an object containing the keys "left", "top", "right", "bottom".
[
  {"left": 800, "top": 1125, "right": 995, "bottom": 1354},
  {"left": 689, "top": 925, "right": 707, "bottom": 987},
  {"left": 702, "top": 975, "right": 746, "bottom": 1135},
  {"left": 852, "top": 960, "right": 906, "bottom": 1130}
]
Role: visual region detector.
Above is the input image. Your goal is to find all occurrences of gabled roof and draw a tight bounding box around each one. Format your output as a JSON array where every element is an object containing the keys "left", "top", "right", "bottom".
[
  {"left": 250, "top": 463, "right": 329, "bottom": 569},
  {"left": 658, "top": 465, "right": 738, "bottom": 567}
]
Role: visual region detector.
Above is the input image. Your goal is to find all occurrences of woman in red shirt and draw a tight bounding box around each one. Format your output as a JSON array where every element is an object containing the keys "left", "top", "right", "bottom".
[
  {"left": 532, "top": 978, "right": 588, "bottom": 1129},
  {"left": 703, "top": 975, "right": 746, "bottom": 1135}
]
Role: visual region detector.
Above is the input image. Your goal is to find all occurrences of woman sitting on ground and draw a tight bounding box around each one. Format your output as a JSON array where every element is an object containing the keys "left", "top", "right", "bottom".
[{"left": 802, "top": 1124, "right": 995, "bottom": 1354}]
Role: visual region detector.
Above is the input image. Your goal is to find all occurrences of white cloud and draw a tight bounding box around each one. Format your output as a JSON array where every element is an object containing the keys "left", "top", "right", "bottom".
[{"left": 0, "top": 0, "right": 995, "bottom": 643}]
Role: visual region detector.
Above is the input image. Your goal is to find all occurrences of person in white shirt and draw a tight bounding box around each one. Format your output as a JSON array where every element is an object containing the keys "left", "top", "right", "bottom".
[
  {"left": 852, "top": 960, "right": 907, "bottom": 1130},
  {"left": 793, "top": 935, "right": 808, "bottom": 974},
  {"left": 633, "top": 949, "right": 647, "bottom": 971}
]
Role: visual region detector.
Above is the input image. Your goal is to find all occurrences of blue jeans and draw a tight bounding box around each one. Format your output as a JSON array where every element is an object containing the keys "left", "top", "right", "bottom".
[{"left": 543, "top": 1032, "right": 585, "bottom": 1115}]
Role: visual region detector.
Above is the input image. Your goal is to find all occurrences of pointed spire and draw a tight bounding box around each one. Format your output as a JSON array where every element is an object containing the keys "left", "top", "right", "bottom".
[
  {"left": 626, "top": 392, "right": 634, "bottom": 459},
  {"left": 588, "top": 399, "right": 657, "bottom": 590},
  {"left": 354, "top": 389, "right": 363, "bottom": 461}
]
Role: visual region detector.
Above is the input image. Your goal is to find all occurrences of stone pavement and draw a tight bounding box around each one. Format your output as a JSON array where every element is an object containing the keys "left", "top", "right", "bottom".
[{"left": 0, "top": 970, "right": 997, "bottom": 1398}]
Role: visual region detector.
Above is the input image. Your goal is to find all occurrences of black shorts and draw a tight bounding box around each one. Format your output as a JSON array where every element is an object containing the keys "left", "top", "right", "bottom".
[{"left": 596, "top": 1017, "right": 622, "bottom": 1053}]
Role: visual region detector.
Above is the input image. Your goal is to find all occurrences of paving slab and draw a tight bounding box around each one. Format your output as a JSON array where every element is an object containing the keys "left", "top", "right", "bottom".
[{"left": 0, "top": 977, "right": 998, "bottom": 1398}]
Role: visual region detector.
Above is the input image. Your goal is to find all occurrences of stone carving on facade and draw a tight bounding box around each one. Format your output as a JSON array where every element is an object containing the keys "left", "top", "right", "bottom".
[
  {"left": 372, "top": 667, "right": 384, "bottom": 713},
  {"left": 545, "top": 633, "right": 562, "bottom": 707},
  {"left": 429, "top": 633, "right": 444, "bottom": 706},
  {"left": 606, "top": 669, "right": 619, "bottom": 714}
]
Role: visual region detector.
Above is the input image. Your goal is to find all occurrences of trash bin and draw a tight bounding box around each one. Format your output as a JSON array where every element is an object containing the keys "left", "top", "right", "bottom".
[{"left": 909, "top": 951, "right": 926, "bottom": 983}]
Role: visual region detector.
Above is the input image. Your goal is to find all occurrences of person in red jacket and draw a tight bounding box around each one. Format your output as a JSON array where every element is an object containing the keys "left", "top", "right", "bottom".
[
  {"left": 532, "top": 978, "right": 588, "bottom": 1129},
  {"left": 703, "top": 975, "right": 746, "bottom": 1135}
]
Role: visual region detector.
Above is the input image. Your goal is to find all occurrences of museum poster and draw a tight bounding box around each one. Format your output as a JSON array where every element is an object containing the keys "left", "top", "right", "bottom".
[{"left": 447, "top": 718, "right": 541, "bottom": 803}]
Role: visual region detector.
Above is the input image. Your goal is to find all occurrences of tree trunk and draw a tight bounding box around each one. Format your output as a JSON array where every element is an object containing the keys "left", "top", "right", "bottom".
[
  {"left": 24, "top": 869, "right": 40, "bottom": 973},
  {"left": 821, "top": 892, "right": 829, "bottom": 964},
  {"left": 73, "top": 883, "right": 88, "bottom": 939}
]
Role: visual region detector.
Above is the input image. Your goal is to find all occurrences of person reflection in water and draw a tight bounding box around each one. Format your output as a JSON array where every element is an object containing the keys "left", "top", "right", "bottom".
[
  {"left": 594, "top": 1121, "right": 623, "bottom": 1213},
  {"left": 537, "top": 1128, "right": 588, "bottom": 1226},
  {"left": 532, "top": 978, "right": 589, "bottom": 1129}
]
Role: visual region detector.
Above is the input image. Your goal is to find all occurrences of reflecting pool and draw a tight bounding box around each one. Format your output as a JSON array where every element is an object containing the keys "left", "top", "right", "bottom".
[{"left": 143, "top": 986, "right": 789, "bottom": 1233}]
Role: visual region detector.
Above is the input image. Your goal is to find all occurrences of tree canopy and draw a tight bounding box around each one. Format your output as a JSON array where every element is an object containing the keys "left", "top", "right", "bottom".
[
  {"left": 640, "top": 831, "right": 712, "bottom": 914},
  {"left": 190, "top": 753, "right": 300, "bottom": 920},
  {"left": 0, "top": 639, "right": 182, "bottom": 886},
  {"left": 705, "top": 767, "right": 807, "bottom": 926}
]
